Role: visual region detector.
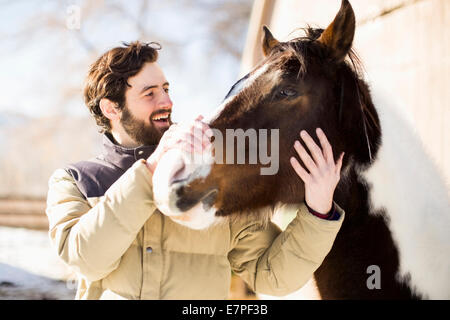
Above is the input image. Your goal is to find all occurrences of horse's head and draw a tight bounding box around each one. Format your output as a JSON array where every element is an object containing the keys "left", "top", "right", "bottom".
[{"left": 153, "top": 0, "right": 381, "bottom": 229}]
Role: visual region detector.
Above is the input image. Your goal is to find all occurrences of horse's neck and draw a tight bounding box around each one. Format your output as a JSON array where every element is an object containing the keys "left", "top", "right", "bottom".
[
  {"left": 359, "top": 87, "right": 450, "bottom": 299},
  {"left": 334, "top": 167, "right": 369, "bottom": 222}
]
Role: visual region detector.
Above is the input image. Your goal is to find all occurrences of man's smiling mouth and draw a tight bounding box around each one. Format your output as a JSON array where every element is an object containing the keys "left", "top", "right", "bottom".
[
  {"left": 152, "top": 112, "right": 170, "bottom": 122},
  {"left": 151, "top": 112, "right": 171, "bottom": 125}
]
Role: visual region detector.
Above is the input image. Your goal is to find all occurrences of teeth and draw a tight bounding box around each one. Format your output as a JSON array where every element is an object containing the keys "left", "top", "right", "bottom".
[{"left": 152, "top": 113, "right": 170, "bottom": 121}]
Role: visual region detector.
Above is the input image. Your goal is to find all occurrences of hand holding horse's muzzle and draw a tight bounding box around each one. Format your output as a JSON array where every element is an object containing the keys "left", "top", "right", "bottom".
[{"left": 152, "top": 146, "right": 220, "bottom": 230}]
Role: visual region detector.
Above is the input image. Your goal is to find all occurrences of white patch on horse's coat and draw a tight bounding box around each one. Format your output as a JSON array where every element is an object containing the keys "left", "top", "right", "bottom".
[
  {"left": 361, "top": 86, "right": 450, "bottom": 299},
  {"left": 168, "top": 203, "right": 223, "bottom": 230},
  {"left": 258, "top": 277, "right": 322, "bottom": 300}
]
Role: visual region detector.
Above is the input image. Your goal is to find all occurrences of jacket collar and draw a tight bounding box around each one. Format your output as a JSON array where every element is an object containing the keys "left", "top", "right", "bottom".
[{"left": 102, "top": 132, "right": 157, "bottom": 171}]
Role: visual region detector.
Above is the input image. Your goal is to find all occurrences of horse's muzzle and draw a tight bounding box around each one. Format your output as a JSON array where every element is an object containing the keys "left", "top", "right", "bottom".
[{"left": 152, "top": 148, "right": 219, "bottom": 230}]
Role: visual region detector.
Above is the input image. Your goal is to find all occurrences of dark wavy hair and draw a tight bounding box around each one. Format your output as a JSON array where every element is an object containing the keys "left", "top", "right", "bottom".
[{"left": 83, "top": 41, "right": 161, "bottom": 132}]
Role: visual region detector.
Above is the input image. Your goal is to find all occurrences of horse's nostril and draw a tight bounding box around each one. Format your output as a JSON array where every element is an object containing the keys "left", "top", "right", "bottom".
[
  {"left": 215, "top": 209, "right": 226, "bottom": 217},
  {"left": 175, "top": 185, "right": 185, "bottom": 197},
  {"left": 176, "top": 196, "right": 199, "bottom": 212},
  {"left": 175, "top": 187, "right": 218, "bottom": 212}
]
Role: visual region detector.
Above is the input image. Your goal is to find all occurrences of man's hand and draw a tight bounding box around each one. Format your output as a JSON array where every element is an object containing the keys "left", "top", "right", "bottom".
[
  {"left": 290, "top": 128, "right": 344, "bottom": 214},
  {"left": 146, "top": 115, "right": 213, "bottom": 174}
]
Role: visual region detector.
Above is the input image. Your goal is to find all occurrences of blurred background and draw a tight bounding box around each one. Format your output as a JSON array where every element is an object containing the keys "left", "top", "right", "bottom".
[{"left": 0, "top": 0, "right": 448, "bottom": 299}]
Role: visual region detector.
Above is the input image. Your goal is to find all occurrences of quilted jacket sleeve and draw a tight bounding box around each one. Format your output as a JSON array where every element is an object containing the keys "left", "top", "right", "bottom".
[
  {"left": 45, "top": 159, "right": 156, "bottom": 282},
  {"left": 228, "top": 202, "right": 344, "bottom": 296}
]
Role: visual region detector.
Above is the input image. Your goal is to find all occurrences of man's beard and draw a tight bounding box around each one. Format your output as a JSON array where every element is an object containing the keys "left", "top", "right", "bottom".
[{"left": 120, "top": 104, "right": 172, "bottom": 146}]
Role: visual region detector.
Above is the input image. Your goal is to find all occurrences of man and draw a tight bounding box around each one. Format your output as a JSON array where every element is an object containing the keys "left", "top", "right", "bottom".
[{"left": 46, "top": 41, "right": 345, "bottom": 300}]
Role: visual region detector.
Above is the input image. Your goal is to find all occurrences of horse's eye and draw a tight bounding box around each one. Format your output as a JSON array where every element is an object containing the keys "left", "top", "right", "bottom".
[{"left": 279, "top": 88, "right": 297, "bottom": 97}]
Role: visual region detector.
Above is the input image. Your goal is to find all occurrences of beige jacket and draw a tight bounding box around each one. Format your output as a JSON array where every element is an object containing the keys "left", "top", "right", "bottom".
[{"left": 46, "top": 159, "right": 344, "bottom": 300}]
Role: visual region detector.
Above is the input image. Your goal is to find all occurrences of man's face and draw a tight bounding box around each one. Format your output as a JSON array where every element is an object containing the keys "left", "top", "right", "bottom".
[{"left": 120, "top": 62, "right": 173, "bottom": 146}]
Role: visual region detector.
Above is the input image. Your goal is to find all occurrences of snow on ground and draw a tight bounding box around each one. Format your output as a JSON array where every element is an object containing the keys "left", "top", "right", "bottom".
[{"left": 0, "top": 226, "right": 77, "bottom": 300}]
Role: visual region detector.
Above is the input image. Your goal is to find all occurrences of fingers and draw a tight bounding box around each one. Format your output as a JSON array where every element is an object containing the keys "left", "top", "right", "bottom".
[
  {"left": 290, "top": 157, "right": 311, "bottom": 183},
  {"left": 291, "top": 129, "right": 345, "bottom": 213},
  {"left": 292, "top": 128, "right": 344, "bottom": 181},
  {"left": 191, "top": 119, "right": 213, "bottom": 151},
  {"left": 150, "top": 116, "right": 213, "bottom": 167},
  {"left": 194, "top": 115, "right": 213, "bottom": 139},
  {"left": 300, "top": 130, "right": 326, "bottom": 168},
  {"left": 294, "top": 140, "right": 318, "bottom": 175},
  {"left": 316, "top": 128, "right": 334, "bottom": 165},
  {"left": 194, "top": 114, "right": 213, "bottom": 143},
  {"left": 165, "top": 115, "right": 212, "bottom": 155}
]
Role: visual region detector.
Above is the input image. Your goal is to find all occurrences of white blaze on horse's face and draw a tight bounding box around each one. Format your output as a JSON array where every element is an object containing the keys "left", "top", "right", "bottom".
[
  {"left": 152, "top": 63, "right": 281, "bottom": 230},
  {"left": 205, "top": 63, "right": 274, "bottom": 124}
]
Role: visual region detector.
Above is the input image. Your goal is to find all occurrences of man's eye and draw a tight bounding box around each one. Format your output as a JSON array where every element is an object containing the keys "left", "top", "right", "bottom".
[
  {"left": 146, "top": 91, "right": 154, "bottom": 97},
  {"left": 164, "top": 88, "right": 169, "bottom": 93},
  {"left": 279, "top": 88, "right": 297, "bottom": 97}
]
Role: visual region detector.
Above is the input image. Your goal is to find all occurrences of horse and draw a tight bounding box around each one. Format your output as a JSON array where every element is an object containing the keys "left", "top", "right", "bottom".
[{"left": 152, "top": 0, "right": 450, "bottom": 299}]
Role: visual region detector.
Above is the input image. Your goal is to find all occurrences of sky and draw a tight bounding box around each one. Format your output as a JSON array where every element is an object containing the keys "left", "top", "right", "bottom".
[{"left": 0, "top": 0, "right": 250, "bottom": 123}]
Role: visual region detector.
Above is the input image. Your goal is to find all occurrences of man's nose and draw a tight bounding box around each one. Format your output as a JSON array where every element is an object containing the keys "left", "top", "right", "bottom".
[{"left": 159, "top": 93, "right": 173, "bottom": 110}]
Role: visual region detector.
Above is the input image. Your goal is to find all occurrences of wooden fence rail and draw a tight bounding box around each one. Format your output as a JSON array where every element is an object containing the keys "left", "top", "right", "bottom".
[{"left": 0, "top": 199, "right": 48, "bottom": 230}]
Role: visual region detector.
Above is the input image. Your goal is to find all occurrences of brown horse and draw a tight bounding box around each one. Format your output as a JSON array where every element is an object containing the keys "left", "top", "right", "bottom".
[{"left": 153, "top": 0, "right": 450, "bottom": 299}]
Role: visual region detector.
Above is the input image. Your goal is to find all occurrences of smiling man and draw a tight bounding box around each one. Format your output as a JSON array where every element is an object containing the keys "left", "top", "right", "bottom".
[
  {"left": 45, "top": 41, "right": 345, "bottom": 300},
  {"left": 86, "top": 43, "right": 173, "bottom": 147}
]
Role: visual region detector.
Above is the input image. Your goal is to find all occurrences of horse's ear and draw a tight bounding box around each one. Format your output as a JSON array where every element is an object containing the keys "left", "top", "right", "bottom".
[
  {"left": 317, "top": 0, "right": 355, "bottom": 62},
  {"left": 262, "top": 25, "right": 280, "bottom": 57}
]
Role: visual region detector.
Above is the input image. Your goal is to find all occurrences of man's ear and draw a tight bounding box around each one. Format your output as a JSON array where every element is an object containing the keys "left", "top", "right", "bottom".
[
  {"left": 262, "top": 25, "right": 280, "bottom": 57},
  {"left": 317, "top": 0, "right": 355, "bottom": 62},
  {"left": 99, "top": 98, "right": 121, "bottom": 121}
]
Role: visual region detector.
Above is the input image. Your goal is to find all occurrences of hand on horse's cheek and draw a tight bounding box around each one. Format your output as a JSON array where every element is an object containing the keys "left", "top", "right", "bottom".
[
  {"left": 146, "top": 116, "right": 212, "bottom": 175},
  {"left": 291, "top": 129, "right": 344, "bottom": 214}
]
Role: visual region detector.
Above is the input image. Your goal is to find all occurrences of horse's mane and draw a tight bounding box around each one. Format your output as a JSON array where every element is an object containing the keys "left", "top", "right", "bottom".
[{"left": 285, "top": 26, "right": 365, "bottom": 79}]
